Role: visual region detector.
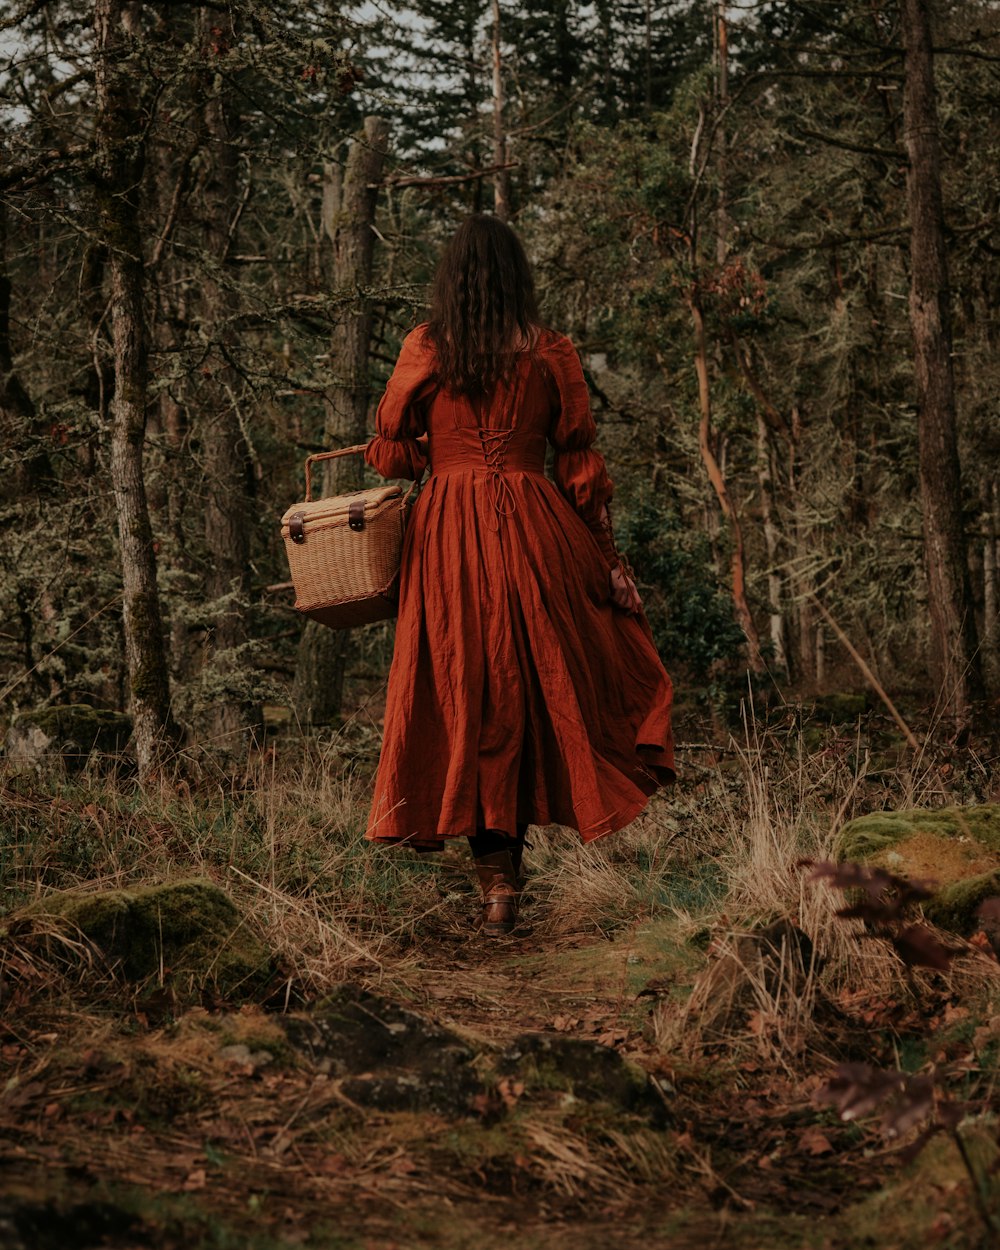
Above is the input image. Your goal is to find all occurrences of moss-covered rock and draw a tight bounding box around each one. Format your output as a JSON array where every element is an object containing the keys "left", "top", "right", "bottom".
[
  {"left": 835, "top": 804, "right": 1000, "bottom": 934},
  {"left": 12, "top": 879, "right": 273, "bottom": 997},
  {"left": 5, "top": 705, "right": 132, "bottom": 766},
  {"left": 837, "top": 805, "right": 1000, "bottom": 859},
  {"left": 500, "top": 1033, "right": 667, "bottom": 1122},
  {"left": 282, "top": 984, "right": 481, "bottom": 1114}
]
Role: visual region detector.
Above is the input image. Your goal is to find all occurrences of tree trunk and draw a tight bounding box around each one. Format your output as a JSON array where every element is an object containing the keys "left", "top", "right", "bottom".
[
  {"left": 715, "top": 3, "right": 729, "bottom": 265},
  {"left": 94, "top": 0, "right": 174, "bottom": 784},
  {"left": 984, "top": 479, "right": 999, "bottom": 694},
  {"left": 293, "top": 116, "right": 389, "bottom": 727},
  {"left": 0, "top": 202, "right": 52, "bottom": 500},
  {"left": 901, "top": 0, "right": 982, "bottom": 729},
  {"left": 198, "top": 6, "right": 261, "bottom": 751},
  {"left": 756, "top": 413, "right": 789, "bottom": 678},
  {"left": 491, "top": 0, "right": 511, "bottom": 221},
  {"left": 688, "top": 294, "right": 764, "bottom": 673}
]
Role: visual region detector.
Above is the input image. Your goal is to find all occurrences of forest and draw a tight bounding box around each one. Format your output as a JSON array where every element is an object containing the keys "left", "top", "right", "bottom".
[{"left": 1, "top": 0, "right": 1000, "bottom": 1247}]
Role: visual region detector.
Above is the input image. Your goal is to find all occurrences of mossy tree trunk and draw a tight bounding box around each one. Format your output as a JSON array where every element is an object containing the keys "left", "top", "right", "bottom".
[
  {"left": 901, "top": 0, "right": 983, "bottom": 730},
  {"left": 292, "top": 116, "right": 389, "bottom": 728},
  {"left": 197, "top": 6, "right": 261, "bottom": 751},
  {"left": 94, "top": 0, "right": 175, "bottom": 783}
]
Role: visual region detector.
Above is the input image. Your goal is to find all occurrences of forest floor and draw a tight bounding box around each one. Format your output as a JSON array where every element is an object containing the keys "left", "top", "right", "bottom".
[{"left": 2, "top": 700, "right": 1000, "bottom": 1249}]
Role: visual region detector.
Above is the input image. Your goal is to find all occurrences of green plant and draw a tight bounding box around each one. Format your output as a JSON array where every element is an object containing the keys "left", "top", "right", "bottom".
[{"left": 615, "top": 487, "right": 746, "bottom": 683}]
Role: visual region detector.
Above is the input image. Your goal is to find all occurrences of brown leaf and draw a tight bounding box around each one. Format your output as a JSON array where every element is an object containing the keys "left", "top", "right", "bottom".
[
  {"left": 797, "top": 1127, "right": 834, "bottom": 1156},
  {"left": 315, "top": 1153, "right": 349, "bottom": 1175},
  {"left": 387, "top": 1154, "right": 417, "bottom": 1176},
  {"left": 968, "top": 931, "right": 999, "bottom": 959},
  {"left": 973, "top": 1017, "right": 1000, "bottom": 1051},
  {"left": 976, "top": 897, "right": 1000, "bottom": 924},
  {"left": 551, "top": 1015, "right": 579, "bottom": 1032},
  {"left": 816, "top": 1063, "right": 905, "bottom": 1121},
  {"left": 497, "top": 1077, "right": 525, "bottom": 1109},
  {"left": 183, "top": 1168, "right": 206, "bottom": 1191},
  {"left": 747, "top": 1011, "right": 768, "bottom": 1037},
  {"left": 891, "top": 925, "right": 956, "bottom": 971}
]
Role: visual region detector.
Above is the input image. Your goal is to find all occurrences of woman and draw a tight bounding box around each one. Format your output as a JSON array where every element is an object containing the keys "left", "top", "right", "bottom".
[{"left": 364, "top": 214, "right": 674, "bottom": 936}]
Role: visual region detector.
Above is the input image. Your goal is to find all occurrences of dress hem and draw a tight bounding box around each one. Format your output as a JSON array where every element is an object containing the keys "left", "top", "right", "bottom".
[{"left": 365, "top": 781, "right": 668, "bottom": 852}]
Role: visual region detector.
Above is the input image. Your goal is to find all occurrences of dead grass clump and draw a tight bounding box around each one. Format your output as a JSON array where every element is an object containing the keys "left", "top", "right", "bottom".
[{"left": 0, "top": 747, "right": 431, "bottom": 1005}]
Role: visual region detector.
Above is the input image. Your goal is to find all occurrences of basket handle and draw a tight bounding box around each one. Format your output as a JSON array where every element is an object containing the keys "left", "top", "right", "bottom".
[
  {"left": 303, "top": 444, "right": 368, "bottom": 501},
  {"left": 304, "top": 442, "right": 424, "bottom": 502}
]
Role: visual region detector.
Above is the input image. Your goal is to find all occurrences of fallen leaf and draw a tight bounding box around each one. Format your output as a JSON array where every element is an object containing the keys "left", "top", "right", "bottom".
[
  {"left": 183, "top": 1168, "right": 206, "bottom": 1191},
  {"left": 798, "top": 1127, "right": 834, "bottom": 1156},
  {"left": 497, "top": 1077, "right": 525, "bottom": 1108},
  {"left": 551, "top": 1015, "right": 580, "bottom": 1032}
]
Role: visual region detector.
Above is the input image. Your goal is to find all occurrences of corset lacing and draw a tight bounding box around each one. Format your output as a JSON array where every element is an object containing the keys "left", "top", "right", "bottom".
[{"left": 478, "top": 427, "right": 517, "bottom": 527}]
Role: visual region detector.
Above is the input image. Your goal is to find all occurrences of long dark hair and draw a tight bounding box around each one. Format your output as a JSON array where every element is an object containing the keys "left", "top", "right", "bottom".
[{"left": 425, "top": 214, "right": 543, "bottom": 398}]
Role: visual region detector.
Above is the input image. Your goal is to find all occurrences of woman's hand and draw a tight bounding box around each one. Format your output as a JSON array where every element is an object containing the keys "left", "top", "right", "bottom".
[{"left": 609, "top": 565, "right": 642, "bottom": 614}]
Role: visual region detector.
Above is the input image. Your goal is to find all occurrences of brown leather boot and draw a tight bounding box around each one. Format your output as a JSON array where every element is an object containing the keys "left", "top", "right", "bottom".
[{"left": 473, "top": 849, "right": 519, "bottom": 936}]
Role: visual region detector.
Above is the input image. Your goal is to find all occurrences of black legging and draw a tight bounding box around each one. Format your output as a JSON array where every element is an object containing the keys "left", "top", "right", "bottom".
[{"left": 467, "top": 823, "right": 529, "bottom": 858}]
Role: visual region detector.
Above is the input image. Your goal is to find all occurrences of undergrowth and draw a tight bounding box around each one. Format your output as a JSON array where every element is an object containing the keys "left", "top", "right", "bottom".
[{"left": 2, "top": 717, "right": 999, "bottom": 1247}]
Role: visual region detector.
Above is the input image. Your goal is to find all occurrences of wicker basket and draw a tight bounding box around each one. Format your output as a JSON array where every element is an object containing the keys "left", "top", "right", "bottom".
[{"left": 280, "top": 445, "right": 417, "bottom": 630}]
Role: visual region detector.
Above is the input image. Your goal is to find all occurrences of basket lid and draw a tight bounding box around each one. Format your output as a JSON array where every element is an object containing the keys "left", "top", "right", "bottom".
[{"left": 281, "top": 483, "right": 402, "bottom": 527}]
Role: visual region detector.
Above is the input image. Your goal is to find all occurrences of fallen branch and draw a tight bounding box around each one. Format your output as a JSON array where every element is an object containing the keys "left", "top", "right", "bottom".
[{"left": 810, "top": 595, "right": 921, "bottom": 753}]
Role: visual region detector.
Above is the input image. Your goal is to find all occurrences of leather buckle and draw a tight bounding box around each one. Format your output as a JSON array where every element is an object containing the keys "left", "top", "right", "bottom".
[
  {"left": 349, "top": 500, "right": 365, "bottom": 532},
  {"left": 288, "top": 512, "right": 306, "bottom": 544}
]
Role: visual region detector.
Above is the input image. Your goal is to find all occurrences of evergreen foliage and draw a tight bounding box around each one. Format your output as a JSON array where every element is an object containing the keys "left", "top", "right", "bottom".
[{"left": 0, "top": 0, "right": 997, "bottom": 748}]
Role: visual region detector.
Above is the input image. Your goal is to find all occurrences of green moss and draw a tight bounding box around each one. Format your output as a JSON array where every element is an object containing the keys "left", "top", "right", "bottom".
[
  {"left": 836, "top": 804, "right": 1000, "bottom": 861},
  {"left": 925, "top": 872, "right": 1000, "bottom": 932},
  {"left": 834, "top": 805, "right": 1000, "bottom": 934},
  {"left": 17, "top": 879, "right": 273, "bottom": 998}
]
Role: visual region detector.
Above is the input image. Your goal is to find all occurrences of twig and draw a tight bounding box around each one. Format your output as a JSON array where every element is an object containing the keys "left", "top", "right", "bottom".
[
  {"left": 0, "top": 593, "right": 121, "bottom": 704},
  {"left": 374, "top": 161, "right": 519, "bottom": 190}
]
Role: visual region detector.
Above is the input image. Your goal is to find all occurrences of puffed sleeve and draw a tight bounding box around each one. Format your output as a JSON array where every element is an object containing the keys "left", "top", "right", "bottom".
[
  {"left": 364, "top": 325, "right": 436, "bottom": 480},
  {"left": 544, "top": 333, "right": 620, "bottom": 569}
]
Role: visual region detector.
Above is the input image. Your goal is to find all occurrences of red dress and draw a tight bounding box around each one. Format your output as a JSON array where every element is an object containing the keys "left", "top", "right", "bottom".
[{"left": 364, "top": 325, "right": 674, "bottom": 849}]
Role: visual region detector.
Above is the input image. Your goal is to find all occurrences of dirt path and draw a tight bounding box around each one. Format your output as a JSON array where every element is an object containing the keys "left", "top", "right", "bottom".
[{"left": 0, "top": 856, "right": 976, "bottom": 1250}]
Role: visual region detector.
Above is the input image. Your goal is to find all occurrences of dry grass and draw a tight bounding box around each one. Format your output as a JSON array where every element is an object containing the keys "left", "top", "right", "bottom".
[{"left": 2, "top": 715, "right": 1000, "bottom": 1247}]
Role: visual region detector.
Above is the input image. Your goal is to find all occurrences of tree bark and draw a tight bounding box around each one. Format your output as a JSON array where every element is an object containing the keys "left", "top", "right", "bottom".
[
  {"left": 984, "top": 479, "right": 999, "bottom": 694},
  {"left": 901, "top": 0, "right": 982, "bottom": 729},
  {"left": 293, "top": 116, "right": 389, "bottom": 727},
  {"left": 756, "top": 413, "right": 789, "bottom": 678},
  {"left": 198, "top": 6, "right": 261, "bottom": 751},
  {"left": 491, "top": 0, "right": 512, "bottom": 221},
  {"left": 715, "top": 3, "right": 729, "bottom": 265},
  {"left": 94, "top": 0, "right": 174, "bottom": 783}
]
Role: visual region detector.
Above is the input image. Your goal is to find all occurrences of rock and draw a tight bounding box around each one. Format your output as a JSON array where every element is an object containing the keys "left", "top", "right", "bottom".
[
  {"left": 4, "top": 720, "right": 52, "bottom": 767},
  {"left": 281, "top": 986, "right": 670, "bottom": 1121},
  {"left": 0, "top": 1200, "right": 141, "bottom": 1250},
  {"left": 217, "top": 1042, "right": 274, "bottom": 1070},
  {"left": 4, "top": 705, "right": 132, "bottom": 768},
  {"left": 835, "top": 804, "right": 1000, "bottom": 934},
  {"left": 10, "top": 879, "right": 274, "bottom": 998},
  {"left": 500, "top": 1033, "right": 667, "bottom": 1122},
  {"left": 281, "top": 985, "right": 481, "bottom": 1115}
]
